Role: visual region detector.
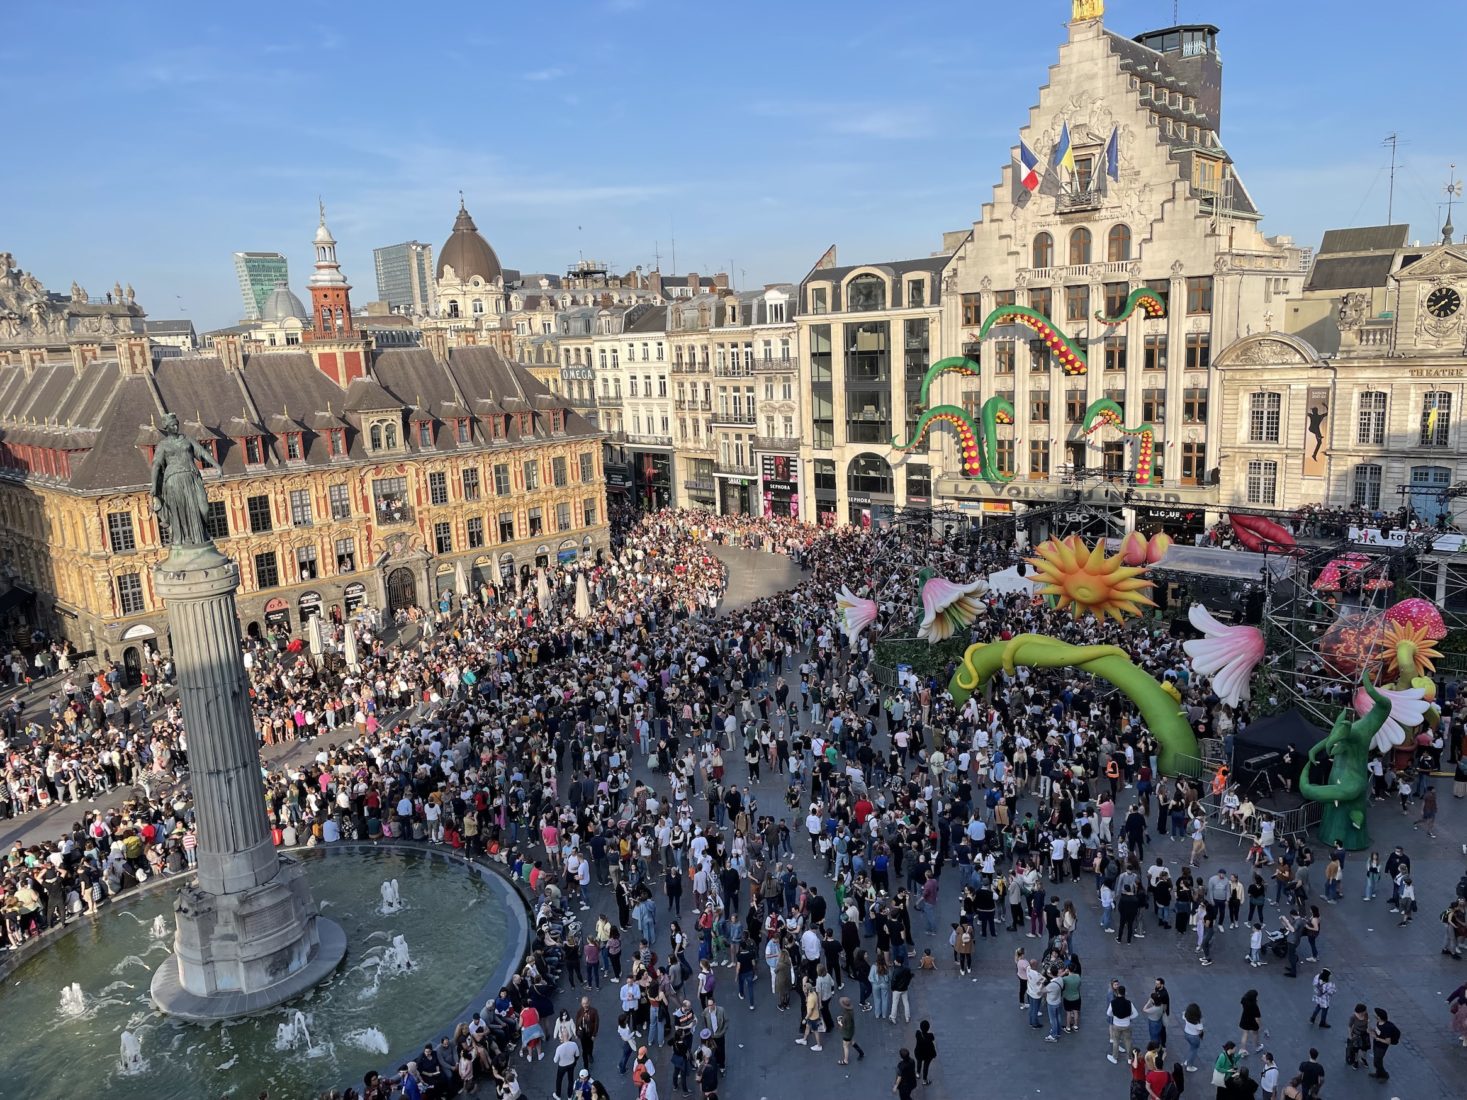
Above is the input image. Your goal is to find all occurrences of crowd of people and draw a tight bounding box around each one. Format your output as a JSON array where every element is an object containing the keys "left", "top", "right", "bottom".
[{"left": 1, "top": 503, "right": 1464, "bottom": 1100}]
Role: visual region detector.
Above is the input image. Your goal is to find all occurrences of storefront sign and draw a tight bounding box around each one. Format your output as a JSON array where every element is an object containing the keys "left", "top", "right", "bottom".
[
  {"left": 344, "top": 581, "right": 367, "bottom": 612},
  {"left": 847, "top": 494, "right": 871, "bottom": 506},
  {"left": 604, "top": 464, "right": 633, "bottom": 490},
  {"left": 935, "top": 477, "right": 1186, "bottom": 506},
  {"left": 560, "top": 366, "right": 594, "bottom": 380},
  {"left": 299, "top": 590, "right": 322, "bottom": 613},
  {"left": 1137, "top": 506, "right": 1203, "bottom": 525},
  {"left": 1408, "top": 367, "right": 1465, "bottom": 378},
  {"left": 263, "top": 596, "right": 290, "bottom": 632}
]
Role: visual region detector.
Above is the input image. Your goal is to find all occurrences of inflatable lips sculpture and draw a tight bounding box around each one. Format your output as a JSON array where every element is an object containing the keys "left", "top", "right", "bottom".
[
  {"left": 1227, "top": 513, "right": 1298, "bottom": 554},
  {"left": 1181, "top": 604, "right": 1265, "bottom": 709},
  {"left": 1352, "top": 682, "right": 1431, "bottom": 754},
  {"left": 917, "top": 575, "right": 988, "bottom": 644},
  {"left": 835, "top": 585, "right": 879, "bottom": 642}
]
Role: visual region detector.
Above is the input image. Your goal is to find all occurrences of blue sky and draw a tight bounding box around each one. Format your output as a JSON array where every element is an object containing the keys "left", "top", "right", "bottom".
[{"left": 1, "top": 0, "right": 1458, "bottom": 330}]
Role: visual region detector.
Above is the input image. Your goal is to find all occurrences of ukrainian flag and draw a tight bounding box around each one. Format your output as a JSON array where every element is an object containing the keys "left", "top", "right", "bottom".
[{"left": 1053, "top": 121, "right": 1076, "bottom": 174}]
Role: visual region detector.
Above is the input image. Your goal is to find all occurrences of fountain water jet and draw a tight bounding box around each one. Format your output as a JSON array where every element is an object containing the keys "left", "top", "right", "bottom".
[
  {"left": 118, "top": 1031, "right": 145, "bottom": 1075},
  {"left": 59, "top": 983, "right": 86, "bottom": 1017},
  {"left": 379, "top": 879, "right": 403, "bottom": 914}
]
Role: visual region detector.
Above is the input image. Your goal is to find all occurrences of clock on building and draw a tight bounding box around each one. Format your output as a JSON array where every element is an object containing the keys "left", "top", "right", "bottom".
[{"left": 1426, "top": 286, "right": 1461, "bottom": 318}]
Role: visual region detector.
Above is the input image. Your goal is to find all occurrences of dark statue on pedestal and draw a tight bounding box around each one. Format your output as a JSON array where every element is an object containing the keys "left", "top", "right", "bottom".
[{"left": 149, "top": 413, "right": 220, "bottom": 549}]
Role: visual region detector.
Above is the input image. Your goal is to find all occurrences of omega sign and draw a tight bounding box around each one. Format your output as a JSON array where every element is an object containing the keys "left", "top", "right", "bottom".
[{"left": 934, "top": 478, "right": 1184, "bottom": 506}]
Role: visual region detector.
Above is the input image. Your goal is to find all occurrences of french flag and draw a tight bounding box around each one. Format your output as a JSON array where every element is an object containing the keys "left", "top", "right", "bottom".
[{"left": 1015, "top": 139, "right": 1041, "bottom": 192}]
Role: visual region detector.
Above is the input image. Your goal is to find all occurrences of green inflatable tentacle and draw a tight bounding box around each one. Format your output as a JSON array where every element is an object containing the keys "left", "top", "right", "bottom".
[
  {"left": 979, "top": 395, "right": 1015, "bottom": 484},
  {"left": 948, "top": 633, "right": 1198, "bottom": 774},
  {"left": 1082, "top": 397, "right": 1157, "bottom": 486},
  {"left": 893, "top": 404, "right": 984, "bottom": 478},
  {"left": 974, "top": 305, "right": 1088, "bottom": 374},
  {"left": 1093, "top": 287, "right": 1166, "bottom": 326},
  {"left": 917, "top": 355, "right": 980, "bottom": 408}
]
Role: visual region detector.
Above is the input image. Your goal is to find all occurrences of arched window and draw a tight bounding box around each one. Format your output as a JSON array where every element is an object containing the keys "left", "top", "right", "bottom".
[
  {"left": 846, "top": 274, "right": 886, "bottom": 312},
  {"left": 846, "top": 452, "right": 894, "bottom": 495},
  {"left": 1069, "top": 227, "right": 1092, "bottom": 266},
  {"left": 370, "top": 424, "right": 382, "bottom": 450},
  {"left": 1032, "top": 232, "right": 1054, "bottom": 269},
  {"left": 1106, "top": 224, "right": 1131, "bottom": 262},
  {"left": 472, "top": 298, "right": 484, "bottom": 315},
  {"left": 384, "top": 423, "right": 397, "bottom": 449},
  {"left": 447, "top": 300, "right": 460, "bottom": 318}
]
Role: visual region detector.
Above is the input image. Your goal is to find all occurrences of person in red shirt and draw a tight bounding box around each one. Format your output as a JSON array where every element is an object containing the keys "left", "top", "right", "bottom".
[{"left": 853, "top": 797, "right": 873, "bottom": 827}]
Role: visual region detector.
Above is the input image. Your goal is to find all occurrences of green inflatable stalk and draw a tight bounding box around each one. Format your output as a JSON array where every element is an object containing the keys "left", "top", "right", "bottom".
[
  {"left": 1299, "top": 679, "right": 1390, "bottom": 850},
  {"left": 948, "top": 633, "right": 1198, "bottom": 773}
]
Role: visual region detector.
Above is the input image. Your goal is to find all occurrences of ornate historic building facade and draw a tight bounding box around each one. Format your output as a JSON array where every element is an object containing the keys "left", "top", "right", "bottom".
[
  {"left": 931, "top": 2, "right": 1306, "bottom": 540},
  {"left": 0, "top": 218, "right": 607, "bottom": 670}
]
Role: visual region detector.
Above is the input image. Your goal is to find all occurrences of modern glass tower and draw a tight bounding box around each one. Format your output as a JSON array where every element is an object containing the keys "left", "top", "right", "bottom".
[
  {"left": 373, "top": 240, "right": 436, "bottom": 314},
  {"left": 232, "top": 252, "right": 290, "bottom": 320}
]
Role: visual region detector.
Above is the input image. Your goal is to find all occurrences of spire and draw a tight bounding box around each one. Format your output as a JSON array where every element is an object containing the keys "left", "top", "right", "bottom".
[{"left": 309, "top": 201, "right": 347, "bottom": 288}]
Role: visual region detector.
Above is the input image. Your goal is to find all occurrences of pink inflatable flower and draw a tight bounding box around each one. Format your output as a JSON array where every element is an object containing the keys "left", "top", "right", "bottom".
[
  {"left": 1352, "top": 682, "right": 1430, "bottom": 754},
  {"left": 1181, "top": 604, "right": 1265, "bottom": 708},
  {"left": 917, "top": 576, "right": 988, "bottom": 644},
  {"left": 1120, "top": 531, "right": 1149, "bottom": 566},
  {"left": 835, "top": 585, "right": 878, "bottom": 641}
]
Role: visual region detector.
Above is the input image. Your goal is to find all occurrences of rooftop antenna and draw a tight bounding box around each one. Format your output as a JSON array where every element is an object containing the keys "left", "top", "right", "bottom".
[
  {"left": 653, "top": 241, "right": 662, "bottom": 272},
  {"left": 1382, "top": 133, "right": 1401, "bottom": 223},
  {"left": 1444, "top": 164, "right": 1462, "bottom": 244}
]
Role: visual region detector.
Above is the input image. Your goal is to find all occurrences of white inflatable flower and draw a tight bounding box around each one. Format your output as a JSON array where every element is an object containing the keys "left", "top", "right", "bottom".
[
  {"left": 1352, "top": 682, "right": 1430, "bottom": 754},
  {"left": 917, "top": 576, "right": 988, "bottom": 644},
  {"left": 1181, "top": 604, "right": 1265, "bottom": 708},
  {"left": 835, "top": 585, "right": 878, "bottom": 641}
]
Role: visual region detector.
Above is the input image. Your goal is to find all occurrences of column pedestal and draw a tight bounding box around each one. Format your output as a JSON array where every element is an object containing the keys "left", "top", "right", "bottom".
[{"left": 149, "top": 545, "right": 345, "bottom": 1022}]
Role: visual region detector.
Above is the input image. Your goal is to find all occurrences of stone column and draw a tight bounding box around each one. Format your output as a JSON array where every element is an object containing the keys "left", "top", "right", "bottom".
[
  {"left": 154, "top": 548, "right": 277, "bottom": 896},
  {"left": 150, "top": 543, "right": 345, "bottom": 1022}
]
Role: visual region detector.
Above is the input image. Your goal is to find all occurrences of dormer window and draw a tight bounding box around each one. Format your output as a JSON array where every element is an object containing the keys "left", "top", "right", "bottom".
[
  {"left": 456, "top": 418, "right": 471, "bottom": 444},
  {"left": 327, "top": 429, "right": 345, "bottom": 458},
  {"left": 550, "top": 409, "right": 565, "bottom": 433},
  {"left": 368, "top": 418, "right": 399, "bottom": 453},
  {"left": 769, "top": 301, "right": 786, "bottom": 324},
  {"left": 490, "top": 416, "right": 506, "bottom": 441},
  {"left": 200, "top": 438, "right": 219, "bottom": 465},
  {"left": 516, "top": 412, "right": 532, "bottom": 437},
  {"left": 244, "top": 436, "right": 263, "bottom": 465},
  {"left": 285, "top": 432, "right": 303, "bottom": 461},
  {"left": 417, "top": 420, "right": 434, "bottom": 448}
]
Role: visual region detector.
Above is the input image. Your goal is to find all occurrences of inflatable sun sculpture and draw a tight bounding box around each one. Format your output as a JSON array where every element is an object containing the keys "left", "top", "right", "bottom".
[{"left": 1028, "top": 534, "right": 1156, "bottom": 623}]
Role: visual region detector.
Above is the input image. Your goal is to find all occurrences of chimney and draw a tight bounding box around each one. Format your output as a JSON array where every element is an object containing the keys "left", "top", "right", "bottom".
[
  {"left": 687, "top": 272, "right": 699, "bottom": 293},
  {"left": 118, "top": 334, "right": 152, "bottom": 377},
  {"left": 423, "top": 329, "right": 449, "bottom": 361},
  {"left": 70, "top": 342, "right": 101, "bottom": 374},
  {"left": 215, "top": 332, "right": 244, "bottom": 372},
  {"left": 649, "top": 271, "right": 663, "bottom": 299},
  {"left": 712, "top": 273, "right": 729, "bottom": 290}
]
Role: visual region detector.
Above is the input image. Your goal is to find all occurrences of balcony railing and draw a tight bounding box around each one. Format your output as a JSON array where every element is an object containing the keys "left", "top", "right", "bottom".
[
  {"left": 714, "top": 363, "right": 753, "bottom": 378},
  {"left": 716, "top": 461, "right": 758, "bottom": 477},
  {"left": 711, "top": 410, "right": 757, "bottom": 426},
  {"left": 754, "top": 356, "right": 797, "bottom": 371},
  {"left": 752, "top": 434, "right": 799, "bottom": 451},
  {"left": 626, "top": 433, "right": 673, "bottom": 447},
  {"left": 672, "top": 361, "right": 712, "bottom": 374},
  {"left": 675, "top": 398, "right": 712, "bottom": 411},
  {"left": 683, "top": 477, "right": 716, "bottom": 492},
  {"left": 374, "top": 501, "right": 415, "bottom": 525}
]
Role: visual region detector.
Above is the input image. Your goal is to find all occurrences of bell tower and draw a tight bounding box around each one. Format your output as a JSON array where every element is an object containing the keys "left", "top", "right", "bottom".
[{"left": 303, "top": 202, "right": 368, "bottom": 386}]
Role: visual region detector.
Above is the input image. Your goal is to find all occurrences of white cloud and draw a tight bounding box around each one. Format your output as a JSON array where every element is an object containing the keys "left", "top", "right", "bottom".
[{"left": 524, "top": 66, "right": 565, "bottom": 81}]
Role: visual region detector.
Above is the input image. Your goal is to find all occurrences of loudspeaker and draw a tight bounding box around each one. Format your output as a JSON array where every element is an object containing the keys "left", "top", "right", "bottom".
[{"left": 1243, "top": 590, "right": 1264, "bottom": 624}]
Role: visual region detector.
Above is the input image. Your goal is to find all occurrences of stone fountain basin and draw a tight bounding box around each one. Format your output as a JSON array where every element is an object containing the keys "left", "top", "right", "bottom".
[{"left": 0, "top": 844, "right": 528, "bottom": 1100}]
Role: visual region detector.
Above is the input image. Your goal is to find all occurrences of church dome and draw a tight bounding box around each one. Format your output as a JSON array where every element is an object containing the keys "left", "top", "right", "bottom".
[
  {"left": 261, "top": 281, "right": 309, "bottom": 322},
  {"left": 438, "top": 200, "right": 502, "bottom": 283}
]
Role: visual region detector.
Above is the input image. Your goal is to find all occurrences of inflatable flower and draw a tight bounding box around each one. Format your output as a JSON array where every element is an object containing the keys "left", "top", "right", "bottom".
[
  {"left": 1378, "top": 620, "right": 1443, "bottom": 681},
  {"left": 917, "top": 576, "right": 988, "bottom": 644},
  {"left": 835, "top": 585, "right": 878, "bottom": 642},
  {"left": 1120, "top": 531, "right": 1150, "bottom": 566},
  {"left": 1181, "top": 604, "right": 1265, "bottom": 708},
  {"left": 1146, "top": 532, "right": 1172, "bottom": 564},
  {"left": 1027, "top": 535, "right": 1155, "bottom": 623},
  {"left": 1352, "top": 681, "right": 1431, "bottom": 754}
]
